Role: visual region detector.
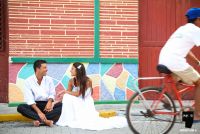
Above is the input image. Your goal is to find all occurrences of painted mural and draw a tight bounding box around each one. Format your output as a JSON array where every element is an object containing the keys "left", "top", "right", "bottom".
[{"left": 9, "top": 63, "right": 138, "bottom": 103}]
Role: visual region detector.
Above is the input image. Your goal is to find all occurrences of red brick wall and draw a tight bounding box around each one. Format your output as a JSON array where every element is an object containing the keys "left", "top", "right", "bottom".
[
  {"left": 9, "top": 0, "right": 94, "bottom": 57},
  {"left": 100, "top": 0, "right": 138, "bottom": 58},
  {"left": 9, "top": 0, "right": 138, "bottom": 58}
]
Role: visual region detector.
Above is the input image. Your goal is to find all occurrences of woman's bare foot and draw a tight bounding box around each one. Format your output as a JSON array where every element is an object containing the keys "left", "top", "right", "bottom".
[
  {"left": 33, "top": 120, "right": 40, "bottom": 127},
  {"left": 44, "top": 120, "right": 54, "bottom": 127}
]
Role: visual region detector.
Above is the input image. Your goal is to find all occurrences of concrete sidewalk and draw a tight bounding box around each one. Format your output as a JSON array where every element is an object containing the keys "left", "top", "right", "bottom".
[
  {"left": 0, "top": 120, "right": 200, "bottom": 134},
  {"left": 0, "top": 103, "right": 132, "bottom": 134},
  {"left": 0, "top": 122, "right": 132, "bottom": 134},
  {"left": 0, "top": 103, "right": 126, "bottom": 121},
  {"left": 1, "top": 103, "right": 200, "bottom": 134}
]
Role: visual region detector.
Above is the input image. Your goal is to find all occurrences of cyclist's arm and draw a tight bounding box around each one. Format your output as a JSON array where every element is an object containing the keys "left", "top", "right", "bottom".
[{"left": 188, "top": 51, "right": 200, "bottom": 66}]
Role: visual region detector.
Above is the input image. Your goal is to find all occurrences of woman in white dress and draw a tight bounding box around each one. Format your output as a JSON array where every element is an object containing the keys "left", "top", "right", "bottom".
[{"left": 56, "top": 62, "right": 127, "bottom": 130}]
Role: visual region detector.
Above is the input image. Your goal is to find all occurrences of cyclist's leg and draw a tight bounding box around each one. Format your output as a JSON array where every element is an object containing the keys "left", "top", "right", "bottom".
[
  {"left": 194, "top": 79, "right": 200, "bottom": 120},
  {"left": 162, "top": 73, "right": 183, "bottom": 109},
  {"left": 172, "top": 68, "right": 195, "bottom": 85},
  {"left": 172, "top": 66, "right": 200, "bottom": 120}
]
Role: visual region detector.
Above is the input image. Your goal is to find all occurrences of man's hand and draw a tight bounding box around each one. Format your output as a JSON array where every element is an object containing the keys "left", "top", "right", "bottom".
[
  {"left": 38, "top": 112, "right": 47, "bottom": 122},
  {"left": 44, "top": 99, "right": 53, "bottom": 112}
]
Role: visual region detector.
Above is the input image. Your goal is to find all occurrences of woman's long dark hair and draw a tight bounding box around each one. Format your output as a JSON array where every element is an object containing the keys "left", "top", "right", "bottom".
[{"left": 73, "top": 62, "right": 92, "bottom": 98}]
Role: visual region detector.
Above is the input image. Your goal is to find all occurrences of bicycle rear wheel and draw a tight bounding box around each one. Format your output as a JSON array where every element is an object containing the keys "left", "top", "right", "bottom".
[{"left": 126, "top": 87, "right": 176, "bottom": 134}]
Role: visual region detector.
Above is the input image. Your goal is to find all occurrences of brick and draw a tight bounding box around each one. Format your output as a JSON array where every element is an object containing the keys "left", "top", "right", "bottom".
[
  {"left": 10, "top": 48, "right": 33, "bottom": 51},
  {"left": 100, "top": 31, "right": 121, "bottom": 36},
  {"left": 61, "top": 49, "right": 93, "bottom": 52},
  {"left": 12, "top": 54, "right": 33, "bottom": 57},
  {"left": 9, "top": 30, "right": 39, "bottom": 34},
  {"left": 29, "top": 19, "right": 50, "bottom": 24},
  {"left": 9, "top": 19, "right": 28, "bottom": 23},
  {"left": 117, "top": 21, "right": 138, "bottom": 25},
  {"left": 60, "top": 16, "right": 93, "bottom": 20},
  {"left": 66, "top": 31, "right": 93, "bottom": 35},
  {"left": 35, "top": 15, "right": 60, "bottom": 18},
  {"left": 29, "top": 26, "right": 50, "bottom": 29},
  {"left": 9, "top": 9, "right": 36, "bottom": 13},
  {"left": 75, "top": 28, "right": 94, "bottom": 31},
  {"left": 100, "top": 55, "right": 113, "bottom": 58},
  {"left": 51, "top": 19, "right": 75, "bottom": 24},
  {"left": 33, "top": 48, "right": 61, "bottom": 52},
  {"left": 100, "top": 20, "right": 116, "bottom": 25},
  {"left": 26, "top": 40, "right": 52, "bottom": 43},
  {"left": 36, "top": 10, "right": 64, "bottom": 13},
  {"left": 78, "top": 41, "right": 93, "bottom": 43},
  {"left": 64, "top": 5, "right": 93, "bottom": 9},
  {"left": 100, "top": 11, "right": 116, "bottom": 14},
  {"left": 10, "top": 26, "right": 29, "bottom": 29},
  {"left": 50, "top": 27, "right": 75, "bottom": 30},
  {"left": 76, "top": 20, "right": 94, "bottom": 25},
  {"left": 9, "top": 40, "right": 26, "bottom": 43},
  {"left": 9, "top": 3, "right": 21, "bottom": 6},
  {"left": 116, "top": 6, "right": 138, "bottom": 8},
  {"left": 40, "top": 4, "right": 63, "bottom": 8},
  {"left": 53, "top": 40, "right": 69, "bottom": 43},
  {"left": 122, "top": 32, "right": 138, "bottom": 36},
  {"left": 113, "top": 55, "right": 128, "bottom": 58},
  {"left": 22, "top": 3, "right": 40, "bottom": 7},
  {"left": 41, "top": 30, "right": 65, "bottom": 35},
  {"left": 53, "top": 13, "right": 82, "bottom": 17},
  {"left": 9, "top": 15, "right": 35, "bottom": 18}
]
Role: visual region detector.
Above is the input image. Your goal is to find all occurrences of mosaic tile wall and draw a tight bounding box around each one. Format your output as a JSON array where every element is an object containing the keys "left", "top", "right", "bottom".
[{"left": 9, "top": 63, "right": 138, "bottom": 103}]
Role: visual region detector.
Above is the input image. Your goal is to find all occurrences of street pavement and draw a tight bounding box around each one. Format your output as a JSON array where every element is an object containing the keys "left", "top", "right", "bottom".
[{"left": 0, "top": 104, "right": 200, "bottom": 134}]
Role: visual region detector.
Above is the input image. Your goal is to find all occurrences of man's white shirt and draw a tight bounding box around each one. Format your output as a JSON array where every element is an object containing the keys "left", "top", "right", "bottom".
[
  {"left": 24, "top": 74, "right": 55, "bottom": 105},
  {"left": 159, "top": 23, "right": 200, "bottom": 71}
]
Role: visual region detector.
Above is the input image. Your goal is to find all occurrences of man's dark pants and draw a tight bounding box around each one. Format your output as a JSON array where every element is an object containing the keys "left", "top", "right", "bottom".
[{"left": 17, "top": 101, "right": 62, "bottom": 122}]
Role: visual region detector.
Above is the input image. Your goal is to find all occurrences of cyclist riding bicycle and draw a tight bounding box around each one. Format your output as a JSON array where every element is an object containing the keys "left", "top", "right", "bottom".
[{"left": 159, "top": 8, "right": 200, "bottom": 123}]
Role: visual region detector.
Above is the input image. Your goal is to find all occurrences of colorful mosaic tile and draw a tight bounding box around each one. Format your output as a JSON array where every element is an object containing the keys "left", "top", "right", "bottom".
[
  {"left": 114, "top": 87, "right": 125, "bottom": 100},
  {"left": 106, "top": 64, "right": 123, "bottom": 78},
  {"left": 9, "top": 63, "right": 138, "bottom": 102}
]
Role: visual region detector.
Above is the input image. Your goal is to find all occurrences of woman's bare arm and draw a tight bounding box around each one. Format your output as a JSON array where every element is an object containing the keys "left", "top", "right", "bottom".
[
  {"left": 86, "top": 79, "right": 92, "bottom": 89},
  {"left": 57, "top": 79, "right": 73, "bottom": 96},
  {"left": 64, "top": 78, "right": 80, "bottom": 96},
  {"left": 65, "top": 90, "right": 80, "bottom": 97},
  {"left": 67, "top": 79, "right": 73, "bottom": 91}
]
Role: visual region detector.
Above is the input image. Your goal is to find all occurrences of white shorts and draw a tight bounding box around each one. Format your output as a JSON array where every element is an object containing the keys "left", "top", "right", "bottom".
[{"left": 172, "top": 66, "right": 200, "bottom": 85}]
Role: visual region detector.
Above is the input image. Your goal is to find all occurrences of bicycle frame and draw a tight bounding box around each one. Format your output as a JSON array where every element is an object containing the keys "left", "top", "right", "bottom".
[
  {"left": 133, "top": 74, "right": 195, "bottom": 116},
  {"left": 133, "top": 76, "right": 164, "bottom": 111}
]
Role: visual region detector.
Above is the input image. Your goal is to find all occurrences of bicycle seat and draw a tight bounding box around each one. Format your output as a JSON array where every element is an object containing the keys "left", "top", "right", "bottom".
[{"left": 157, "top": 64, "right": 172, "bottom": 74}]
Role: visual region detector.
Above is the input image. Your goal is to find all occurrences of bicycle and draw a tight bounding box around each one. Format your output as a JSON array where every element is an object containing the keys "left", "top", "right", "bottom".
[{"left": 126, "top": 64, "right": 196, "bottom": 134}]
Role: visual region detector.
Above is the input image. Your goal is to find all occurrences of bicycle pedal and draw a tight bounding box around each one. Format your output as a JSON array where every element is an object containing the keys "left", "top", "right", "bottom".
[{"left": 162, "top": 103, "right": 172, "bottom": 110}]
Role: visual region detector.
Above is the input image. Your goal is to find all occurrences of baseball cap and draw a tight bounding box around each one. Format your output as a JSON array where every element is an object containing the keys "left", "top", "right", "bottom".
[{"left": 185, "top": 8, "right": 200, "bottom": 19}]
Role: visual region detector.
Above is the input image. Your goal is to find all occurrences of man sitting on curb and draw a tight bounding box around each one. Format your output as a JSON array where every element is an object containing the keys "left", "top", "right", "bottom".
[{"left": 17, "top": 60, "right": 62, "bottom": 127}]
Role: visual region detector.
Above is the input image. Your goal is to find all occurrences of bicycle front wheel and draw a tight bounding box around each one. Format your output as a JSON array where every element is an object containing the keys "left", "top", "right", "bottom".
[{"left": 126, "top": 87, "right": 176, "bottom": 134}]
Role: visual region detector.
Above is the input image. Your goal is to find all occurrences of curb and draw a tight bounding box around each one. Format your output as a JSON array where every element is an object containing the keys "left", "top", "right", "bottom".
[
  {"left": 0, "top": 114, "right": 32, "bottom": 122},
  {"left": 0, "top": 110, "right": 117, "bottom": 122}
]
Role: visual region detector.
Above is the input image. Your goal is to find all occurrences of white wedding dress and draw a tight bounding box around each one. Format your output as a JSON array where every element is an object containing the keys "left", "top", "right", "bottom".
[{"left": 56, "top": 86, "right": 127, "bottom": 130}]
